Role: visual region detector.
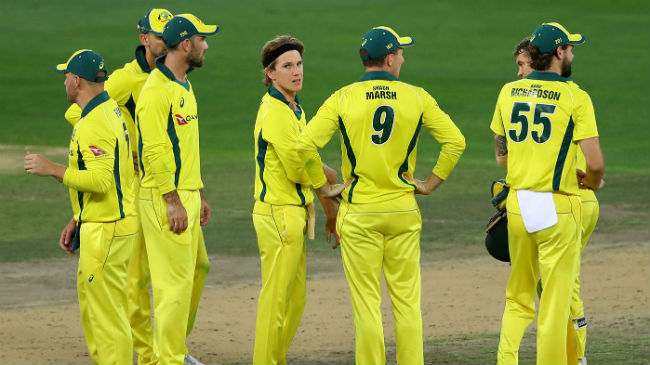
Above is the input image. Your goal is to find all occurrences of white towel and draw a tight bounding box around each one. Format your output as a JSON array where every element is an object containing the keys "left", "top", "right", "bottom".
[{"left": 516, "top": 190, "right": 558, "bottom": 233}]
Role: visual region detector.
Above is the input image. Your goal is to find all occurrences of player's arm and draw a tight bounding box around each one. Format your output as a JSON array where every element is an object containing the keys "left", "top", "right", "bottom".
[
  {"left": 137, "top": 91, "right": 187, "bottom": 233},
  {"left": 494, "top": 134, "right": 508, "bottom": 167},
  {"left": 314, "top": 165, "right": 340, "bottom": 248},
  {"left": 297, "top": 94, "right": 351, "bottom": 197},
  {"left": 573, "top": 91, "right": 604, "bottom": 190},
  {"left": 489, "top": 87, "right": 508, "bottom": 166},
  {"left": 199, "top": 189, "right": 211, "bottom": 226},
  {"left": 263, "top": 108, "right": 311, "bottom": 184},
  {"left": 62, "top": 134, "right": 116, "bottom": 193},
  {"left": 577, "top": 137, "right": 604, "bottom": 190},
  {"left": 137, "top": 90, "right": 176, "bottom": 194},
  {"left": 414, "top": 92, "right": 466, "bottom": 193}
]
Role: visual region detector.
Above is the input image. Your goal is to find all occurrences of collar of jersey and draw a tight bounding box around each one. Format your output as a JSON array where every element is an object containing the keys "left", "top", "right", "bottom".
[
  {"left": 81, "top": 91, "right": 110, "bottom": 118},
  {"left": 268, "top": 86, "right": 301, "bottom": 105},
  {"left": 525, "top": 71, "right": 570, "bottom": 82},
  {"left": 155, "top": 54, "right": 192, "bottom": 91},
  {"left": 358, "top": 70, "right": 398, "bottom": 82},
  {"left": 135, "top": 45, "right": 151, "bottom": 73},
  {"left": 268, "top": 86, "right": 302, "bottom": 120}
]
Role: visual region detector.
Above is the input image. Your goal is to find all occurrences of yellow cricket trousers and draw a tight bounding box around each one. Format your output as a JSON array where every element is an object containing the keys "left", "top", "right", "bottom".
[
  {"left": 127, "top": 188, "right": 210, "bottom": 364},
  {"left": 497, "top": 192, "right": 581, "bottom": 365},
  {"left": 252, "top": 201, "right": 307, "bottom": 365},
  {"left": 337, "top": 193, "right": 423, "bottom": 365},
  {"left": 77, "top": 215, "right": 137, "bottom": 365},
  {"left": 568, "top": 192, "right": 599, "bottom": 363},
  {"left": 139, "top": 187, "right": 202, "bottom": 365}
]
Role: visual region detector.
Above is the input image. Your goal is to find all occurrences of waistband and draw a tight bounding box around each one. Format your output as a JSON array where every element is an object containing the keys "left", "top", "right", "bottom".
[{"left": 340, "top": 192, "right": 418, "bottom": 213}]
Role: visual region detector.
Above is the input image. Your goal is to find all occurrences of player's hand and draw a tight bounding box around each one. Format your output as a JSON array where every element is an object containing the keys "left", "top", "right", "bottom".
[
  {"left": 323, "top": 165, "right": 338, "bottom": 184},
  {"left": 577, "top": 169, "right": 605, "bottom": 190},
  {"left": 317, "top": 180, "right": 352, "bottom": 199},
  {"left": 200, "top": 196, "right": 211, "bottom": 226},
  {"left": 164, "top": 191, "right": 188, "bottom": 234},
  {"left": 404, "top": 173, "right": 443, "bottom": 195},
  {"left": 24, "top": 152, "right": 53, "bottom": 176},
  {"left": 326, "top": 215, "right": 340, "bottom": 249},
  {"left": 59, "top": 218, "right": 77, "bottom": 255}
]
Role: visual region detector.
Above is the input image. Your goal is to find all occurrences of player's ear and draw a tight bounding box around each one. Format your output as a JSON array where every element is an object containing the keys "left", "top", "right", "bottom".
[
  {"left": 264, "top": 66, "right": 275, "bottom": 82},
  {"left": 139, "top": 33, "right": 148, "bottom": 47}
]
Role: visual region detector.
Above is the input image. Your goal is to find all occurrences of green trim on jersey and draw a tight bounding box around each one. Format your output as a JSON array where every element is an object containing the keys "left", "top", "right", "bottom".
[
  {"left": 553, "top": 117, "right": 575, "bottom": 191},
  {"left": 166, "top": 106, "right": 182, "bottom": 187},
  {"left": 398, "top": 116, "right": 423, "bottom": 189},
  {"left": 81, "top": 91, "right": 111, "bottom": 118},
  {"left": 113, "top": 140, "right": 125, "bottom": 218},
  {"left": 155, "top": 55, "right": 192, "bottom": 91},
  {"left": 76, "top": 144, "right": 86, "bottom": 222},
  {"left": 526, "top": 71, "right": 570, "bottom": 82},
  {"left": 134, "top": 45, "right": 151, "bottom": 73},
  {"left": 339, "top": 116, "right": 360, "bottom": 203},
  {"left": 358, "top": 70, "right": 398, "bottom": 82},
  {"left": 268, "top": 86, "right": 302, "bottom": 120},
  {"left": 256, "top": 130, "right": 268, "bottom": 201}
]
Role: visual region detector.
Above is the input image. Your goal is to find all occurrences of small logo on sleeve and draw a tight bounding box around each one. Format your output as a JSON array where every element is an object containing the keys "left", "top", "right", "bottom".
[
  {"left": 174, "top": 114, "right": 188, "bottom": 125},
  {"left": 89, "top": 146, "right": 107, "bottom": 156}
]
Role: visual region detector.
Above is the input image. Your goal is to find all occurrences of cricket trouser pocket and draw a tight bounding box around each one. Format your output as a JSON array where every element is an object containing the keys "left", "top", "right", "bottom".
[{"left": 138, "top": 187, "right": 201, "bottom": 245}]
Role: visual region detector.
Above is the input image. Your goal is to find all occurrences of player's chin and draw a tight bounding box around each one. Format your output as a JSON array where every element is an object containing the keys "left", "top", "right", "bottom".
[{"left": 292, "top": 80, "right": 303, "bottom": 91}]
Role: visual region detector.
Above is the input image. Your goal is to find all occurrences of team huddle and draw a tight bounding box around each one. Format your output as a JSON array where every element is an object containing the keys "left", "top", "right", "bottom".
[{"left": 22, "top": 7, "right": 604, "bottom": 365}]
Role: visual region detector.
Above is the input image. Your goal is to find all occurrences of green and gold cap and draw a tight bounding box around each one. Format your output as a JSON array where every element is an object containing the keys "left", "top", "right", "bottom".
[
  {"left": 162, "top": 13, "right": 219, "bottom": 47},
  {"left": 530, "top": 22, "right": 584, "bottom": 53},
  {"left": 137, "top": 8, "right": 173, "bottom": 36},
  {"left": 54, "top": 49, "right": 108, "bottom": 82},
  {"left": 360, "top": 26, "right": 414, "bottom": 60}
]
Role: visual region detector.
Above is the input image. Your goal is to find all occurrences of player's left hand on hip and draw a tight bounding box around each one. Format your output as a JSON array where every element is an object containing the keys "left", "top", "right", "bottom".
[{"left": 317, "top": 180, "right": 352, "bottom": 199}]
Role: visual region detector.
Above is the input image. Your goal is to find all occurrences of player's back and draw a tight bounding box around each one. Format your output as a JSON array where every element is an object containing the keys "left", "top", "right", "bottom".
[
  {"left": 333, "top": 72, "right": 434, "bottom": 203},
  {"left": 491, "top": 71, "right": 597, "bottom": 195}
]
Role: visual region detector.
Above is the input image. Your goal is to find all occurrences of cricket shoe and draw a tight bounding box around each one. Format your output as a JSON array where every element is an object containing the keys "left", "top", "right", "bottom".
[{"left": 184, "top": 353, "right": 206, "bottom": 365}]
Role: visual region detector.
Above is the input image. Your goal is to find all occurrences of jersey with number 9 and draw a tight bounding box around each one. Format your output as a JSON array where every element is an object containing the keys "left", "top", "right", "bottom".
[
  {"left": 490, "top": 72, "right": 599, "bottom": 195},
  {"left": 300, "top": 71, "right": 465, "bottom": 204}
]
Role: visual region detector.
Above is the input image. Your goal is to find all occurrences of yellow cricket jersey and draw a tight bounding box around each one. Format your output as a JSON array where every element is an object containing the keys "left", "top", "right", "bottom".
[
  {"left": 64, "top": 91, "right": 136, "bottom": 222},
  {"left": 297, "top": 71, "right": 465, "bottom": 204},
  {"left": 254, "top": 87, "right": 314, "bottom": 206},
  {"left": 65, "top": 46, "right": 152, "bottom": 156},
  {"left": 136, "top": 55, "right": 203, "bottom": 194},
  {"left": 490, "top": 71, "right": 599, "bottom": 195}
]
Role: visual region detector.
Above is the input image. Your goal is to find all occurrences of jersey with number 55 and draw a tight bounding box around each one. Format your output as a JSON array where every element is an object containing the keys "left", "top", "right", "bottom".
[
  {"left": 299, "top": 71, "right": 465, "bottom": 204},
  {"left": 490, "top": 71, "right": 599, "bottom": 195}
]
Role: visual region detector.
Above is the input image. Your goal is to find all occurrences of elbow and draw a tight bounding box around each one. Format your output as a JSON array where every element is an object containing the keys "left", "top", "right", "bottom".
[
  {"left": 496, "top": 155, "right": 507, "bottom": 167},
  {"left": 587, "top": 160, "right": 605, "bottom": 176}
]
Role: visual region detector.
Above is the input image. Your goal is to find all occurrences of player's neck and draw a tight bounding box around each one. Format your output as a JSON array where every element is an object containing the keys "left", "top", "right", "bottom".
[
  {"left": 74, "top": 88, "right": 104, "bottom": 112},
  {"left": 145, "top": 51, "right": 157, "bottom": 72},
  {"left": 544, "top": 59, "right": 563, "bottom": 76},
  {"left": 273, "top": 85, "right": 297, "bottom": 109},
  {"left": 164, "top": 51, "right": 189, "bottom": 83}
]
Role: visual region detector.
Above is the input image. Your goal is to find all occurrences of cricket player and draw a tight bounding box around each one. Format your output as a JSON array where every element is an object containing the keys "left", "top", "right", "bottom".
[
  {"left": 62, "top": 9, "right": 210, "bottom": 365},
  {"left": 491, "top": 22, "right": 604, "bottom": 365},
  {"left": 135, "top": 13, "right": 218, "bottom": 365},
  {"left": 252, "top": 35, "right": 343, "bottom": 365},
  {"left": 506, "top": 35, "right": 600, "bottom": 365},
  {"left": 297, "top": 26, "right": 466, "bottom": 365},
  {"left": 24, "top": 49, "right": 136, "bottom": 365}
]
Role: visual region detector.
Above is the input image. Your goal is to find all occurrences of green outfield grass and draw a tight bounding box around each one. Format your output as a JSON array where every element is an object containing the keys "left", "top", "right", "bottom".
[
  {"left": 1, "top": 0, "right": 648, "bottom": 261},
  {"left": 1, "top": 0, "right": 648, "bottom": 363}
]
